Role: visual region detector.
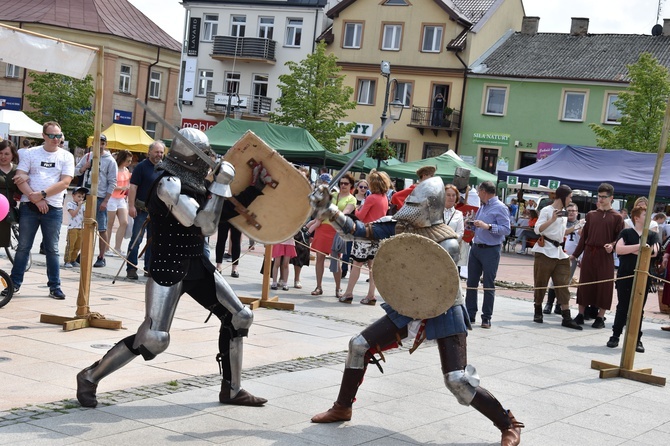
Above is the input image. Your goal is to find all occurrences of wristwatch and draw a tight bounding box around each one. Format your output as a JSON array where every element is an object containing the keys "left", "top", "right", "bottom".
[
  {"left": 488, "top": 224, "right": 492, "bottom": 231},
  {"left": 40, "top": 190, "right": 47, "bottom": 199}
]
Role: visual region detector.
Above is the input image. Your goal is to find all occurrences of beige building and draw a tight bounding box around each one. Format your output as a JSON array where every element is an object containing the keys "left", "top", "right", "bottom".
[
  {"left": 321, "top": 0, "right": 524, "bottom": 162},
  {"left": 0, "top": 0, "right": 181, "bottom": 141}
]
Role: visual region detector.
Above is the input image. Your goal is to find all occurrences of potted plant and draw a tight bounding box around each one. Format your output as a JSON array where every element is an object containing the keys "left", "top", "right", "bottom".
[
  {"left": 443, "top": 107, "right": 454, "bottom": 127},
  {"left": 367, "top": 137, "right": 396, "bottom": 168}
]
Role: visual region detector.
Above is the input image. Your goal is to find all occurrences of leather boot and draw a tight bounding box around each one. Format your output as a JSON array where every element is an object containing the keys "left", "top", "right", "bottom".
[
  {"left": 219, "top": 386, "right": 267, "bottom": 406},
  {"left": 77, "top": 341, "right": 137, "bottom": 408},
  {"left": 311, "top": 402, "right": 353, "bottom": 423},
  {"left": 561, "top": 309, "right": 583, "bottom": 330},
  {"left": 533, "top": 304, "right": 543, "bottom": 323},
  {"left": 311, "top": 367, "right": 365, "bottom": 423},
  {"left": 470, "top": 387, "right": 523, "bottom": 446},
  {"left": 554, "top": 302, "right": 562, "bottom": 315},
  {"left": 543, "top": 289, "right": 556, "bottom": 314}
]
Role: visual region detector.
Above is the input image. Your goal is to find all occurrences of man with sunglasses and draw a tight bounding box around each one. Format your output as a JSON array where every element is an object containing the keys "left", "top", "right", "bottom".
[{"left": 2, "top": 121, "right": 74, "bottom": 299}]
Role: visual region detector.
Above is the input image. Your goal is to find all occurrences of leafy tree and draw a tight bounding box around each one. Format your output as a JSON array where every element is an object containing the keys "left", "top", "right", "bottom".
[
  {"left": 25, "top": 73, "right": 95, "bottom": 148},
  {"left": 590, "top": 52, "right": 670, "bottom": 152},
  {"left": 270, "top": 41, "right": 356, "bottom": 152}
]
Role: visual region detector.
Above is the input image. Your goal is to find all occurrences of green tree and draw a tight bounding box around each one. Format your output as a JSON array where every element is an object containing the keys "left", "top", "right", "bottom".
[
  {"left": 590, "top": 52, "right": 670, "bottom": 152},
  {"left": 269, "top": 41, "right": 356, "bottom": 152},
  {"left": 25, "top": 73, "right": 95, "bottom": 149}
]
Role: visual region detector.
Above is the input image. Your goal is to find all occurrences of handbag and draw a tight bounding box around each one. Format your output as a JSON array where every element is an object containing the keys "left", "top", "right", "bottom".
[{"left": 6, "top": 206, "right": 19, "bottom": 224}]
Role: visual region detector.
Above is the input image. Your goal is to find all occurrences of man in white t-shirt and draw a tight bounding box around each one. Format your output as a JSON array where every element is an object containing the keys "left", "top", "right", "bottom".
[
  {"left": 3, "top": 121, "right": 75, "bottom": 300},
  {"left": 531, "top": 185, "right": 582, "bottom": 330}
]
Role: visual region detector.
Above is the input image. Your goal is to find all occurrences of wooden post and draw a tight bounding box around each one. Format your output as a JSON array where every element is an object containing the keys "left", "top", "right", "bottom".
[
  {"left": 239, "top": 243, "right": 294, "bottom": 311},
  {"left": 591, "top": 96, "right": 670, "bottom": 386},
  {"left": 40, "top": 46, "right": 122, "bottom": 331}
]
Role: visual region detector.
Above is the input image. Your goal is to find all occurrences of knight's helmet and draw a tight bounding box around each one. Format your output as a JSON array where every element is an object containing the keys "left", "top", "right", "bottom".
[
  {"left": 159, "top": 128, "right": 214, "bottom": 193},
  {"left": 453, "top": 167, "right": 470, "bottom": 193},
  {"left": 394, "top": 177, "right": 446, "bottom": 228}
]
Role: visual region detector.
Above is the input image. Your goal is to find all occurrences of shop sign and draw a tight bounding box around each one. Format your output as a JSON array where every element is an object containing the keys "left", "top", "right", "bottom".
[{"left": 473, "top": 132, "right": 510, "bottom": 146}]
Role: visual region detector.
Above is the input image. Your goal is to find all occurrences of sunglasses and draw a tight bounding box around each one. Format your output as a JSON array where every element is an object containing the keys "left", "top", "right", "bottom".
[
  {"left": 358, "top": 185, "right": 368, "bottom": 189},
  {"left": 597, "top": 195, "right": 611, "bottom": 199},
  {"left": 339, "top": 182, "right": 350, "bottom": 186},
  {"left": 45, "top": 133, "right": 64, "bottom": 140}
]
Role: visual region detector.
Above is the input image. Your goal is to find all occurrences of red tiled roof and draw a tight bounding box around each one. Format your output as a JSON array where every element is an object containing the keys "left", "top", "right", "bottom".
[{"left": 0, "top": 0, "right": 181, "bottom": 52}]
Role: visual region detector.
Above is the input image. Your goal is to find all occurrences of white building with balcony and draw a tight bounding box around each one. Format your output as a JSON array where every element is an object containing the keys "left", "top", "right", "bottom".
[{"left": 179, "top": 0, "right": 330, "bottom": 130}]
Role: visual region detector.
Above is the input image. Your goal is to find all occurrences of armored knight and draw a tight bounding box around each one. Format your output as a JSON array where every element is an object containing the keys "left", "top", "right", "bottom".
[
  {"left": 310, "top": 177, "right": 524, "bottom": 446},
  {"left": 76, "top": 128, "right": 268, "bottom": 408}
]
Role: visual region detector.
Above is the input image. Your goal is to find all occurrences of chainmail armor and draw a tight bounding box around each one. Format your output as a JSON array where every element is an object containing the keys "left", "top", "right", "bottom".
[{"left": 395, "top": 222, "right": 458, "bottom": 243}]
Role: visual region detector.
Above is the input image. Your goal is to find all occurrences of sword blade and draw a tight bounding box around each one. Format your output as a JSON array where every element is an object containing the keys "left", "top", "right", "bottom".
[{"left": 135, "top": 98, "right": 217, "bottom": 169}]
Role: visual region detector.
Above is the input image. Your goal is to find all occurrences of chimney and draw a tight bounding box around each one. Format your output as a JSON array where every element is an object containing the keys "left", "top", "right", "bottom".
[
  {"left": 570, "top": 17, "right": 589, "bottom": 36},
  {"left": 521, "top": 16, "right": 540, "bottom": 35},
  {"left": 664, "top": 18, "right": 670, "bottom": 36}
]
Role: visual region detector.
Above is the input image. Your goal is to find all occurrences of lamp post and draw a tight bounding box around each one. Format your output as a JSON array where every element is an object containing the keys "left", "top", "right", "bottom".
[{"left": 380, "top": 60, "right": 391, "bottom": 139}]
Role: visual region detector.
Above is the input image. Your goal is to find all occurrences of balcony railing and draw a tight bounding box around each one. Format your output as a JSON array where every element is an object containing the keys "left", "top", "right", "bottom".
[
  {"left": 205, "top": 92, "right": 272, "bottom": 117},
  {"left": 211, "top": 36, "right": 276, "bottom": 63},
  {"left": 409, "top": 106, "right": 461, "bottom": 134}
]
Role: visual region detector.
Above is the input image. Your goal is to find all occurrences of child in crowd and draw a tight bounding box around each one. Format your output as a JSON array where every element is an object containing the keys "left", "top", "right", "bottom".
[
  {"left": 64, "top": 187, "right": 88, "bottom": 268},
  {"left": 271, "top": 237, "right": 297, "bottom": 291}
]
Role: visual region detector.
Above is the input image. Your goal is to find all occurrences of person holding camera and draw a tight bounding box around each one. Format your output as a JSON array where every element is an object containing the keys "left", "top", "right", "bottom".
[{"left": 531, "top": 184, "right": 582, "bottom": 330}]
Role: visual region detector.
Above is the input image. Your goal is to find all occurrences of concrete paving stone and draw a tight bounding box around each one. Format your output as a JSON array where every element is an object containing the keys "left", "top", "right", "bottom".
[
  {"left": 0, "top": 423, "right": 82, "bottom": 446},
  {"left": 387, "top": 416, "right": 493, "bottom": 446},
  {"left": 97, "top": 398, "right": 203, "bottom": 425},
  {"left": 627, "top": 428, "right": 670, "bottom": 445},
  {"left": 562, "top": 402, "right": 664, "bottom": 440},
  {"left": 153, "top": 411, "right": 256, "bottom": 443},
  {"left": 90, "top": 425, "right": 211, "bottom": 445},
  {"left": 27, "top": 409, "right": 147, "bottom": 440},
  {"left": 279, "top": 420, "right": 388, "bottom": 446}
]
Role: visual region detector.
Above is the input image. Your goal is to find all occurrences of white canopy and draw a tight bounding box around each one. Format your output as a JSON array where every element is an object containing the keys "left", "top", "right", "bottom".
[{"left": 0, "top": 110, "right": 43, "bottom": 138}]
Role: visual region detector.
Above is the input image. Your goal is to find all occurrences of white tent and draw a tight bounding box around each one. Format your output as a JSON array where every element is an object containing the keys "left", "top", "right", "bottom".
[{"left": 0, "top": 109, "right": 43, "bottom": 138}]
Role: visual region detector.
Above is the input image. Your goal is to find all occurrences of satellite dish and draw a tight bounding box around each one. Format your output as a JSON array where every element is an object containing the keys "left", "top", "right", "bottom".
[{"left": 652, "top": 24, "right": 663, "bottom": 36}]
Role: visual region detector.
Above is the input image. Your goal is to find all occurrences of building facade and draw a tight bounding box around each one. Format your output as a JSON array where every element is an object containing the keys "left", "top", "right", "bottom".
[
  {"left": 460, "top": 17, "right": 670, "bottom": 173},
  {"left": 321, "top": 0, "right": 523, "bottom": 162},
  {"left": 179, "top": 0, "right": 328, "bottom": 131},
  {"left": 0, "top": 0, "right": 181, "bottom": 142}
]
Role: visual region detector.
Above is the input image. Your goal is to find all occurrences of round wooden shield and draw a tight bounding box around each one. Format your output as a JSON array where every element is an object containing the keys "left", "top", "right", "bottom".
[
  {"left": 223, "top": 131, "right": 312, "bottom": 244},
  {"left": 374, "top": 233, "right": 459, "bottom": 319}
]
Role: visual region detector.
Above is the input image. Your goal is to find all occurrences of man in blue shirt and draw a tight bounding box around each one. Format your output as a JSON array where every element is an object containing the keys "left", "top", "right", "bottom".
[
  {"left": 126, "top": 141, "right": 164, "bottom": 279},
  {"left": 465, "top": 181, "right": 511, "bottom": 328}
]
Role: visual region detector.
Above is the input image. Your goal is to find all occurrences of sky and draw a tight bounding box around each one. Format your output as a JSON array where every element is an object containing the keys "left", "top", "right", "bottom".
[{"left": 128, "top": 0, "right": 670, "bottom": 43}]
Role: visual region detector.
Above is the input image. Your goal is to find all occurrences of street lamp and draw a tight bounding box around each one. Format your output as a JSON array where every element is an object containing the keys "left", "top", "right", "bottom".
[{"left": 380, "top": 60, "right": 392, "bottom": 138}]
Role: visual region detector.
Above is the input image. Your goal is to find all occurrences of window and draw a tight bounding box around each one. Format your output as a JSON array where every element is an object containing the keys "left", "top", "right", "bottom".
[
  {"left": 422, "top": 25, "right": 443, "bottom": 52},
  {"left": 483, "top": 86, "right": 507, "bottom": 116},
  {"left": 203, "top": 14, "right": 218, "bottom": 41},
  {"left": 149, "top": 71, "right": 161, "bottom": 99},
  {"left": 394, "top": 81, "right": 412, "bottom": 107},
  {"left": 258, "top": 17, "right": 274, "bottom": 39},
  {"left": 389, "top": 141, "right": 407, "bottom": 162},
  {"left": 119, "top": 64, "right": 131, "bottom": 93},
  {"left": 384, "top": 0, "right": 409, "bottom": 4},
  {"left": 343, "top": 22, "right": 362, "bottom": 48},
  {"left": 357, "top": 79, "right": 376, "bottom": 105},
  {"left": 5, "top": 64, "right": 20, "bottom": 78},
  {"left": 351, "top": 137, "right": 368, "bottom": 152},
  {"left": 561, "top": 90, "right": 587, "bottom": 121},
  {"left": 605, "top": 93, "right": 623, "bottom": 124},
  {"left": 230, "top": 15, "right": 246, "bottom": 37},
  {"left": 382, "top": 24, "right": 402, "bottom": 50},
  {"left": 197, "top": 70, "right": 213, "bottom": 96},
  {"left": 285, "top": 18, "right": 303, "bottom": 47},
  {"left": 145, "top": 121, "right": 157, "bottom": 139},
  {"left": 225, "top": 72, "right": 241, "bottom": 95}
]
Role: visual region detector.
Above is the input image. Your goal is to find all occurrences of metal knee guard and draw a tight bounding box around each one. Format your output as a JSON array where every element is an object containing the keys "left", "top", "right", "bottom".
[
  {"left": 214, "top": 269, "right": 253, "bottom": 334},
  {"left": 345, "top": 333, "right": 370, "bottom": 369},
  {"left": 132, "top": 317, "right": 170, "bottom": 360},
  {"left": 444, "top": 364, "right": 480, "bottom": 405}
]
